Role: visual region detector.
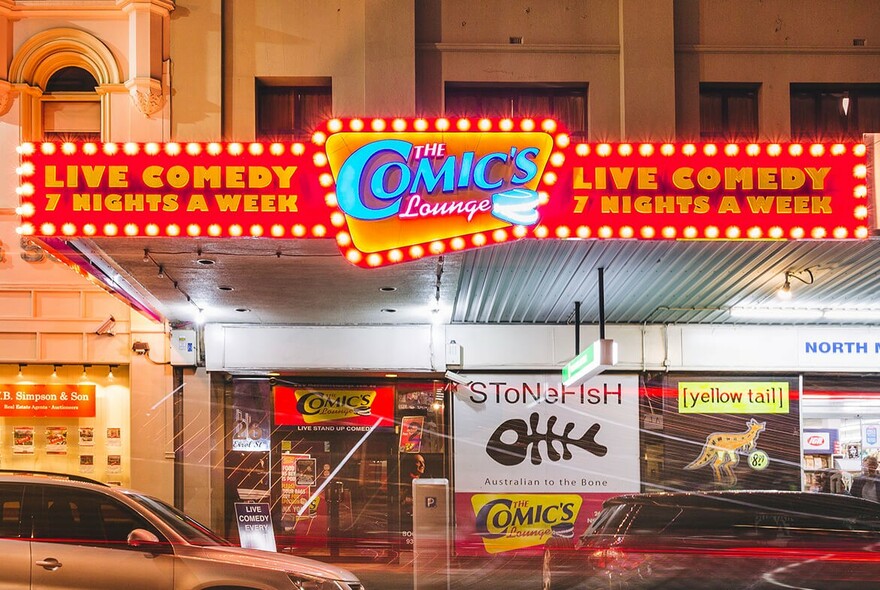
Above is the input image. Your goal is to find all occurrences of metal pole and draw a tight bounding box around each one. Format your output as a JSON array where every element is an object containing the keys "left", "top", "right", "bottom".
[
  {"left": 574, "top": 301, "right": 581, "bottom": 354},
  {"left": 598, "top": 268, "right": 606, "bottom": 340}
]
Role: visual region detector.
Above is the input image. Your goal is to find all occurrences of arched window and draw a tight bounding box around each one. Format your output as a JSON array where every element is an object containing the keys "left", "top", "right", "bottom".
[
  {"left": 10, "top": 28, "right": 122, "bottom": 142},
  {"left": 42, "top": 66, "right": 101, "bottom": 141}
]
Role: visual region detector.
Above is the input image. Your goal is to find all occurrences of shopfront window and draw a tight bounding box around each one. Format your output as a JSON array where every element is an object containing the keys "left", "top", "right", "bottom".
[{"left": 222, "top": 378, "right": 448, "bottom": 559}]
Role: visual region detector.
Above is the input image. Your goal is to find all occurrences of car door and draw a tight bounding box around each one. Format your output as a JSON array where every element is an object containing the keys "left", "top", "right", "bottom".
[
  {"left": 0, "top": 482, "right": 31, "bottom": 590},
  {"left": 30, "top": 485, "right": 174, "bottom": 590}
]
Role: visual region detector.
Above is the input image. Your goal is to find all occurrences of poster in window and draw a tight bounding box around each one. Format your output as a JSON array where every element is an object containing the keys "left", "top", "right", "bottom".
[
  {"left": 107, "top": 454, "right": 122, "bottom": 474},
  {"left": 79, "top": 454, "right": 94, "bottom": 474},
  {"left": 399, "top": 416, "right": 424, "bottom": 453},
  {"left": 79, "top": 426, "right": 94, "bottom": 446},
  {"left": 46, "top": 426, "right": 68, "bottom": 454},
  {"left": 13, "top": 426, "right": 34, "bottom": 454},
  {"left": 107, "top": 427, "right": 121, "bottom": 446},
  {"left": 280, "top": 454, "right": 313, "bottom": 530},
  {"left": 295, "top": 457, "right": 317, "bottom": 486}
]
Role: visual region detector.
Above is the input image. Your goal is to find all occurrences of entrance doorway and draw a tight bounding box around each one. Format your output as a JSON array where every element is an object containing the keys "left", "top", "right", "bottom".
[{"left": 272, "top": 429, "right": 395, "bottom": 560}]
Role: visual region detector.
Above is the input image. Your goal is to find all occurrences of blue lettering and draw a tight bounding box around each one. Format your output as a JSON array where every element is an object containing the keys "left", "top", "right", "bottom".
[
  {"left": 413, "top": 155, "right": 456, "bottom": 193},
  {"left": 473, "top": 152, "right": 507, "bottom": 190},
  {"left": 370, "top": 161, "right": 410, "bottom": 200},
  {"left": 512, "top": 147, "right": 540, "bottom": 184},
  {"left": 805, "top": 341, "right": 869, "bottom": 354},
  {"left": 337, "top": 139, "right": 411, "bottom": 220}
]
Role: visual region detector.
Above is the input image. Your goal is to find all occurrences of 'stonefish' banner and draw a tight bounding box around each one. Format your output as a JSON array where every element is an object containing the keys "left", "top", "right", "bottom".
[
  {"left": 17, "top": 118, "right": 870, "bottom": 267},
  {"left": 0, "top": 384, "right": 97, "bottom": 417}
]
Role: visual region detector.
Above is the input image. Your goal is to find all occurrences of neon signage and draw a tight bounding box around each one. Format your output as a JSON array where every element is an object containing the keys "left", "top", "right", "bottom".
[{"left": 17, "top": 118, "right": 871, "bottom": 268}]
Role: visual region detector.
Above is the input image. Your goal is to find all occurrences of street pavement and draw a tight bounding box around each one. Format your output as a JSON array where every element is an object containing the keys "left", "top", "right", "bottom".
[{"left": 338, "top": 554, "right": 543, "bottom": 590}]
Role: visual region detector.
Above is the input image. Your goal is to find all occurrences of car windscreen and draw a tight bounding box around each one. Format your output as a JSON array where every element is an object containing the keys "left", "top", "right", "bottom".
[{"left": 125, "top": 492, "right": 232, "bottom": 546}]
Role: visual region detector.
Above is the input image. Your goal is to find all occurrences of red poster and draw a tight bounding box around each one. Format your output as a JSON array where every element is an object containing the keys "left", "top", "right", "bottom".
[{"left": 0, "top": 384, "right": 97, "bottom": 417}]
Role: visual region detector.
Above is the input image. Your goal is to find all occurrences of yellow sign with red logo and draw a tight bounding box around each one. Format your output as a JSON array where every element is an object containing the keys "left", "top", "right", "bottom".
[{"left": 471, "top": 493, "right": 583, "bottom": 554}]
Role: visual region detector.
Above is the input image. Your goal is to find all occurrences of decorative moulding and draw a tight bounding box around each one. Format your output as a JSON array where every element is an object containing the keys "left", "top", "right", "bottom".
[
  {"left": 0, "top": 80, "right": 16, "bottom": 116},
  {"left": 125, "top": 77, "right": 165, "bottom": 118}
]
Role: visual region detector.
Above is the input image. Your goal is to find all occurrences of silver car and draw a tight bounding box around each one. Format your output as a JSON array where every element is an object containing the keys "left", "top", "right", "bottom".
[{"left": 0, "top": 470, "right": 362, "bottom": 590}]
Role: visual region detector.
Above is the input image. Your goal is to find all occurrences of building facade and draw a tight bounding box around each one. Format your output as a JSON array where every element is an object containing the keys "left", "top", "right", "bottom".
[{"left": 2, "top": 0, "right": 880, "bottom": 557}]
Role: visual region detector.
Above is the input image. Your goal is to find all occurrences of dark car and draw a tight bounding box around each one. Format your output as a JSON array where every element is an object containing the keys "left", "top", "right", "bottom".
[{"left": 542, "top": 490, "right": 880, "bottom": 590}]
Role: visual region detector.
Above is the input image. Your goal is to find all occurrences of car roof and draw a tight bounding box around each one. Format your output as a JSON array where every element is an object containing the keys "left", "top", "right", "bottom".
[
  {"left": 605, "top": 490, "right": 880, "bottom": 513},
  {"left": 0, "top": 469, "right": 114, "bottom": 491}
]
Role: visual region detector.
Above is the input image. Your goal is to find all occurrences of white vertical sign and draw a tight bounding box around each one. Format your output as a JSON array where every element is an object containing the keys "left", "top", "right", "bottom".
[{"left": 453, "top": 374, "right": 640, "bottom": 494}]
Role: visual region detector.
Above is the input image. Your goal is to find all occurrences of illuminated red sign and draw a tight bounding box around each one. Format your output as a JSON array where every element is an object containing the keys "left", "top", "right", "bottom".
[
  {"left": 17, "top": 118, "right": 870, "bottom": 268},
  {"left": 274, "top": 385, "right": 394, "bottom": 428},
  {"left": 0, "top": 384, "right": 97, "bottom": 417}
]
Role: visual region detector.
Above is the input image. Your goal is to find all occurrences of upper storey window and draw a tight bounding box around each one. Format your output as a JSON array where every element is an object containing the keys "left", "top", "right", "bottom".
[
  {"left": 700, "top": 84, "right": 759, "bottom": 141},
  {"left": 791, "top": 84, "right": 880, "bottom": 140},
  {"left": 256, "top": 80, "right": 332, "bottom": 140},
  {"left": 42, "top": 66, "right": 101, "bottom": 141},
  {"left": 445, "top": 84, "right": 587, "bottom": 139}
]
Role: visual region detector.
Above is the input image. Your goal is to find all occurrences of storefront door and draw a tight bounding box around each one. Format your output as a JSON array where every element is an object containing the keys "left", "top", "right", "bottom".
[{"left": 273, "top": 430, "right": 394, "bottom": 559}]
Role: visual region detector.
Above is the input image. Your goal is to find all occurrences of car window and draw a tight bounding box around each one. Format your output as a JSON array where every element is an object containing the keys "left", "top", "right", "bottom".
[
  {"left": 35, "top": 486, "right": 162, "bottom": 545},
  {"left": 0, "top": 483, "right": 25, "bottom": 539},
  {"left": 125, "top": 492, "right": 231, "bottom": 546},
  {"left": 582, "top": 503, "right": 632, "bottom": 537}
]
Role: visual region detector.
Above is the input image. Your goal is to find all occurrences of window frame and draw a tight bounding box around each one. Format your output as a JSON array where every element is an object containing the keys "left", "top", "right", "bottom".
[
  {"left": 790, "top": 83, "right": 880, "bottom": 140},
  {"left": 699, "top": 83, "right": 760, "bottom": 141},
  {"left": 444, "top": 83, "right": 588, "bottom": 139}
]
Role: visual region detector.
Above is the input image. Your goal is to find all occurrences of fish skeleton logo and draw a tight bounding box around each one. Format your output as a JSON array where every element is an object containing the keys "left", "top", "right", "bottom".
[
  {"left": 485, "top": 412, "right": 607, "bottom": 466},
  {"left": 324, "top": 123, "right": 553, "bottom": 254}
]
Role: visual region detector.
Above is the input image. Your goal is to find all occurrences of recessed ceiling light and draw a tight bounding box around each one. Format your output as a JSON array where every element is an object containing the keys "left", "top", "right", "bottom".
[
  {"left": 381, "top": 308, "right": 397, "bottom": 313},
  {"left": 196, "top": 258, "right": 215, "bottom": 265},
  {"left": 379, "top": 286, "right": 397, "bottom": 292},
  {"left": 218, "top": 286, "right": 234, "bottom": 291}
]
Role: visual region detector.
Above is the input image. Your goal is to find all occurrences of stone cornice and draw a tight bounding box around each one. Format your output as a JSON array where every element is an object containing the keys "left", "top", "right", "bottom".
[
  {"left": 0, "top": 0, "right": 174, "bottom": 19},
  {"left": 416, "top": 43, "right": 619, "bottom": 55},
  {"left": 676, "top": 44, "right": 880, "bottom": 56}
]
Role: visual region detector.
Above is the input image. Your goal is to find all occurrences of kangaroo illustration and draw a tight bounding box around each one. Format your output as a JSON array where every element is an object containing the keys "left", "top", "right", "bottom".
[{"left": 684, "top": 418, "right": 766, "bottom": 486}]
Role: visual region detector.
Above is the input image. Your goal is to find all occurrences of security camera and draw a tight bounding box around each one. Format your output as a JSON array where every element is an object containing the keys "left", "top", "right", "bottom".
[
  {"left": 132, "top": 341, "right": 150, "bottom": 355},
  {"left": 95, "top": 316, "right": 116, "bottom": 336},
  {"left": 444, "top": 370, "right": 472, "bottom": 385}
]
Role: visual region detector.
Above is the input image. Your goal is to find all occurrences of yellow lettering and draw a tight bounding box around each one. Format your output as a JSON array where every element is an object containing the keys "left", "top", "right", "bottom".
[
  {"left": 724, "top": 167, "right": 753, "bottom": 190},
  {"left": 718, "top": 195, "right": 741, "bottom": 213},
  {"left": 780, "top": 168, "right": 806, "bottom": 190},
  {"left": 273, "top": 166, "right": 298, "bottom": 188},
  {"left": 186, "top": 194, "right": 209, "bottom": 211},
  {"left": 805, "top": 167, "right": 831, "bottom": 189},
  {"left": 226, "top": 167, "right": 245, "bottom": 188},
  {"left": 672, "top": 167, "right": 694, "bottom": 190},
  {"left": 637, "top": 167, "right": 657, "bottom": 190},
  {"left": 757, "top": 168, "right": 777, "bottom": 190}
]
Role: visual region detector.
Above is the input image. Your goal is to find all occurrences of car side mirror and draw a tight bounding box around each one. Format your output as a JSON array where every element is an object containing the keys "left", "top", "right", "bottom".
[{"left": 127, "top": 528, "right": 170, "bottom": 554}]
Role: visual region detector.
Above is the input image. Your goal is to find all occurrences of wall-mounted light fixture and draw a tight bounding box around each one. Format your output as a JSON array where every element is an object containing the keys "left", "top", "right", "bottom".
[
  {"left": 777, "top": 269, "right": 814, "bottom": 300},
  {"left": 842, "top": 92, "right": 851, "bottom": 116},
  {"left": 108, "top": 365, "right": 116, "bottom": 379}
]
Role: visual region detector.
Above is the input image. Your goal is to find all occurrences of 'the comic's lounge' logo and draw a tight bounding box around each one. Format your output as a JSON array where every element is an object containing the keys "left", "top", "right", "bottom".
[
  {"left": 471, "top": 493, "right": 582, "bottom": 553},
  {"left": 324, "top": 122, "right": 554, "bottom": 254},
  {"left": 293, "top": 389, "right": 376, "bottom": 424}
]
